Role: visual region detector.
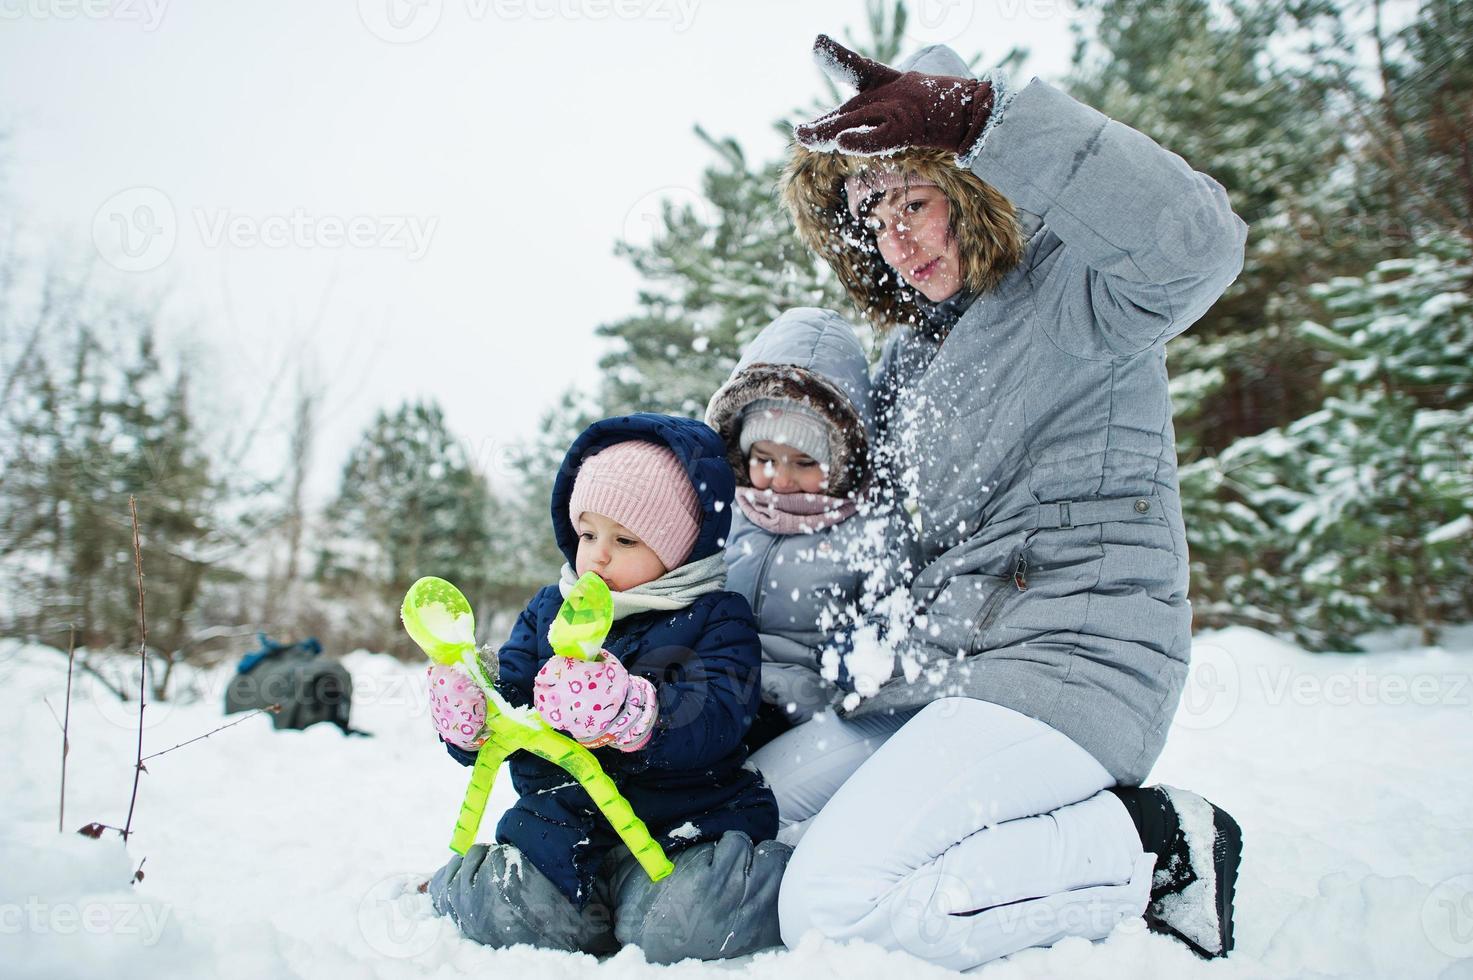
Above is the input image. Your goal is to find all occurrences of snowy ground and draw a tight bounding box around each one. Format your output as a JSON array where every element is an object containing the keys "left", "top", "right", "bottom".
[{"left": 3, "top": 627, "right": 1472, "bottom": 980}]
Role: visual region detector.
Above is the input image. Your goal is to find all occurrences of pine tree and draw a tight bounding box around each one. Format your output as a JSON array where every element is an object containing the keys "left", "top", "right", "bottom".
[
  {"left": 508, "top": 3, "right": 1013, "bottom": 603},
  {"left": 1, "top": 318, "right": 223, "bottom": 664},
  {"left": 1065, "top": 0, "right": 1408, "bottom": 629},
  {"left": 318, "top": 399, "right": 496, "bottom": 650},
  {"left": 1224, "top": 237, "right": 1473, "bottom": 647},
  {"left": 591, "top": 123, "right": 853, "bottom": 418}
]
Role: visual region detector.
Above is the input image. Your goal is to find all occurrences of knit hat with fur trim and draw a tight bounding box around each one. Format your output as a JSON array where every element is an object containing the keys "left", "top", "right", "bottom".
[{"left": 738, "top": 399, "right": 832, "bottom": 467}]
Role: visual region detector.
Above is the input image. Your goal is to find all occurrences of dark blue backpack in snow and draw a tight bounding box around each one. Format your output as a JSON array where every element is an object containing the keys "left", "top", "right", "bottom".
[{"left": 225, "top": 633, "right": 360, "bottom": 734}]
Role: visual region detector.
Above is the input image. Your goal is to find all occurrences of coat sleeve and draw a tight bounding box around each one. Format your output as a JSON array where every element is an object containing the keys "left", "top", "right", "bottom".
[
  {"left": 758, "top": 635, "right": 839, "bottom": 722},
  {"left": 625, "top": 594, "right": 762, "bottom": 772},
  {"left": 491, "top": 587, "right": 555, "bottom": 710},
  {"left": 964, "top": 77, "right": 1247, "bottom": 356}
]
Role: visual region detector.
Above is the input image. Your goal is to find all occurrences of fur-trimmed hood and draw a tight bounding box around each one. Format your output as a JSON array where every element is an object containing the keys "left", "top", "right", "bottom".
[
  {"left": 704, "top": 308, "right": 872, "bottom": 497},
  {"left": 779, "top": 45, "right": 1026, "bottom": 333}
]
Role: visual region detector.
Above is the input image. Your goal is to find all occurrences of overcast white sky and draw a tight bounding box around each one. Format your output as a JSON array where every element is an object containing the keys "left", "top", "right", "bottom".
[{"left": 0, "top": 0, "right": 1080, "bottom": 499}]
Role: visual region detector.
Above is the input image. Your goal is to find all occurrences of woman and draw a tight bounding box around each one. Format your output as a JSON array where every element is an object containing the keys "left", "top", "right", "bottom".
[{"left": 752, "top": 36, "right": 1249, "bottom": 968}]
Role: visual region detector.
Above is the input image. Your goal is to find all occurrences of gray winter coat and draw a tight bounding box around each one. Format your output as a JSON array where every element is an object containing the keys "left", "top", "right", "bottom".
[
  {"left": 706, "top": 307, "right": 918, "bottom": 722},
  {"left": 838, "top": 52, "right": 1248, "bottom": 784}
]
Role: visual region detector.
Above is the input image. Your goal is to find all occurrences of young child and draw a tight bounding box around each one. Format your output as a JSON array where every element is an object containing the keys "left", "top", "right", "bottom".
[
  {"left": 425, "top": 414, "right": 788, "bottom": 962},
  {"left": 705, "top": 308, "right": 917, "bottom": 744}
]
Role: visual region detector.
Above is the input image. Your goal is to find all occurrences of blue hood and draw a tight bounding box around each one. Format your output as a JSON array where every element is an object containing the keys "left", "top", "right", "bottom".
[{"left": 550, "top": 413, "right": 736, "bottom": 568}]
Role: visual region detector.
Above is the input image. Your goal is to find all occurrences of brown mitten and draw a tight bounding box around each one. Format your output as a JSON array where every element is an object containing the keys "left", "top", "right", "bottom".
[{"left": 795, "top": 34, "right": 994, "bottom": 157}]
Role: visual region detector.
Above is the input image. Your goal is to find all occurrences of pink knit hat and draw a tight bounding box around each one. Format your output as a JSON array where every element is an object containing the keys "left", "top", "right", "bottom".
[{"left": 567, "top": 441, "right": 702, "bottom": 571}]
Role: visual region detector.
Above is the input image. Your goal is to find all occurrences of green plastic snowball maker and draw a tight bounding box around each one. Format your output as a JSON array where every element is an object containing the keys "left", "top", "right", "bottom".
[{"left": 401, "top": 574, "right": 673, "bottom": 882}]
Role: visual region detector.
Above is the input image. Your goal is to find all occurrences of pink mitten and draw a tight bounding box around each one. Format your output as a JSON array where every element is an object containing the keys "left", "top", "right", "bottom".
[
  {"left": 427, "top": 664, "right": 487, "bottom": 751},
  {"left": 534, "top": 653, "right": 658, "bottom": 752}
]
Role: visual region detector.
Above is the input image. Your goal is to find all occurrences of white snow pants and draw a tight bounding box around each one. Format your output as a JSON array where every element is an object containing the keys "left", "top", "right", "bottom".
[{"left": 751, "top": 697, "right": 1155, "bottom": 970}]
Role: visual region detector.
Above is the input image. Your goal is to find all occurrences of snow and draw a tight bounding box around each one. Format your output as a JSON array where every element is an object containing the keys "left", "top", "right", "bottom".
[
  {"left": 1153, "top": 786, "right": 1221, "bottom": 955},
  {"left": 414, "top": 601, "right": 475, "bottom": 648},
  {"left": 667, "top": 823, "right": 701, "bottom": 842},
  {"left": 4, "top": 628, "right": 1472, "bottom": 978},
  {"left": 812, "top": 40, "right": 862, "bottom": 92},
  {"left": 1427, "top": 515, "right": 1473, "bottom": 545}
]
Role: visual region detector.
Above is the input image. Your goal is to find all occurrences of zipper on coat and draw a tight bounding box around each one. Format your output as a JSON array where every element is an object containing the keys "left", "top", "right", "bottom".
[
  {"left": 750, "top": 535, "right": 782, "bottom": 619},
  {"left": 1013, "top": 555, "right": 1029, "bottom": 592},
  {"left": 968, "top": 554, "right": 1031, "bottom": 649}
]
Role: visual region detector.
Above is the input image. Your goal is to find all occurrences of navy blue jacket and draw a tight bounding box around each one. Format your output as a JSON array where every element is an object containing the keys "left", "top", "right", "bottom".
[{"left": 446, "top": 414, "right": 777, "bottom": 906}]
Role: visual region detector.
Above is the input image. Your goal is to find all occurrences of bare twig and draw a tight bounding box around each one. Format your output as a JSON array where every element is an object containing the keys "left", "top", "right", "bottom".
[
  {"left": 123, "top": 498, "right": 146, "bottom": 844},
  {"left": 131, "top": 857, "right": 147, "bottom": 885},
  {"left": 42, "top": 697, "right": 64, "bottom": 732},
  {"left": 60, "top": 626, "right": 76, "bottom": 833},
  {"left": 47, "top": 647, "right": 131, "bottom": 701},
  {"left": 139, "top": 704, "right": 281, "bottom": 763}
]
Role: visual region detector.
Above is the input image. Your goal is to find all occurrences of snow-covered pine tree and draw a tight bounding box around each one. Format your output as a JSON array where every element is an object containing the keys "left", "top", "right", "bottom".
[
  {"left": 591, "top": 122, "right": 853, "bottom": 419},
  {"left": 1226, "top": 237, "right": 1473, "bottom": 648},
  {"left": 1066, "top": 0, "right": 1420, "bottom": 631},
  {"left": 489, "top": 3, "right": 922, "bottom": 595}
]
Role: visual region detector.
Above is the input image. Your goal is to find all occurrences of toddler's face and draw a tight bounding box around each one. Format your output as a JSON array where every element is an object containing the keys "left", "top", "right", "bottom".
[
  {"left": 574, "top": 511, "right": 667, "bottom": 592},
  {"left": 747, "top": 440, "right": 829, "bottom": 494}
]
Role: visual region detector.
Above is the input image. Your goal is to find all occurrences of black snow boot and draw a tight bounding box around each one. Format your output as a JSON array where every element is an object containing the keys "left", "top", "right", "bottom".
[{"left": 1108, "top": 784, "right": 1242, "bottom": 959}]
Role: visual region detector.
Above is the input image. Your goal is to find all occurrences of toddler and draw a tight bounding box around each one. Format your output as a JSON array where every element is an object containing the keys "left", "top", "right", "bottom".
[{"left": 425, "top": 413, "right": 788, "bottom": 962}]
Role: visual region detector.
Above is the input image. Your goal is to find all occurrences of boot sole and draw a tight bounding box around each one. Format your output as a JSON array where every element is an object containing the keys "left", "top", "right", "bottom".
[{"left": 1213, "top": 804, "right": 1242, "bottom": 955}]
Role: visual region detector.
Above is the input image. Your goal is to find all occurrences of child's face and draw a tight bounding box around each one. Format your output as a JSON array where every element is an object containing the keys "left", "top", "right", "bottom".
[
  {"left": 747, "top": 440, "right": 829, "bottom": 494},
  {"left": 574, "top": 511, "right": 667, "bottom": 592}
]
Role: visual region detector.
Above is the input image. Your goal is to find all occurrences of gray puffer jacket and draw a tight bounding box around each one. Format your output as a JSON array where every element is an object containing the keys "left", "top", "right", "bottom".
[
  {"left": 785, "top": 47, "right": 1248, "bottom": 785},
  {"left": 706, "top": 307, "right": 918, "bottom": 722}
]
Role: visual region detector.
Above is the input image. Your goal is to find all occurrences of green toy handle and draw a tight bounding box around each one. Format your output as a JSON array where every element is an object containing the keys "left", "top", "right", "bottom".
[
  {"left": 450, "top": 737, "right": 511, "bottom": 855},
  {"left": 520, "top": 723, "right": 674, "bottom": 882},
  {"left": 447, "top": 719, "right": 674, "bottom": 882}
]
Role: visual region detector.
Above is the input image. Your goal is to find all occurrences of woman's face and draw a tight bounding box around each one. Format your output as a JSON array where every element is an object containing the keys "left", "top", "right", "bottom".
[
  {"left": 747, "top": 440, "right": 829, "bottom": 494},
  {"left": 866, "top": 185, "right": 963, "bottom": 303}
]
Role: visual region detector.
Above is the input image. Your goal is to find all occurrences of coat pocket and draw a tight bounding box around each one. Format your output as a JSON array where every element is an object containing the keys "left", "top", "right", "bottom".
[
  {"left": 916, "top": 571, "right": 1018, "bottom": 656},
  {"left": 993, "top": 527, "right": 1104, "bottom": 642}
]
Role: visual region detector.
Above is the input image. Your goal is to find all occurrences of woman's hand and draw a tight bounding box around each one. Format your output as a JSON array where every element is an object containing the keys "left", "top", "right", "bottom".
[
  {"left": 535, "top": 653, "right": 658, "bottom": 752},
  {"left": 795, "top": 34, "right": 994, "bottom": 157}
]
